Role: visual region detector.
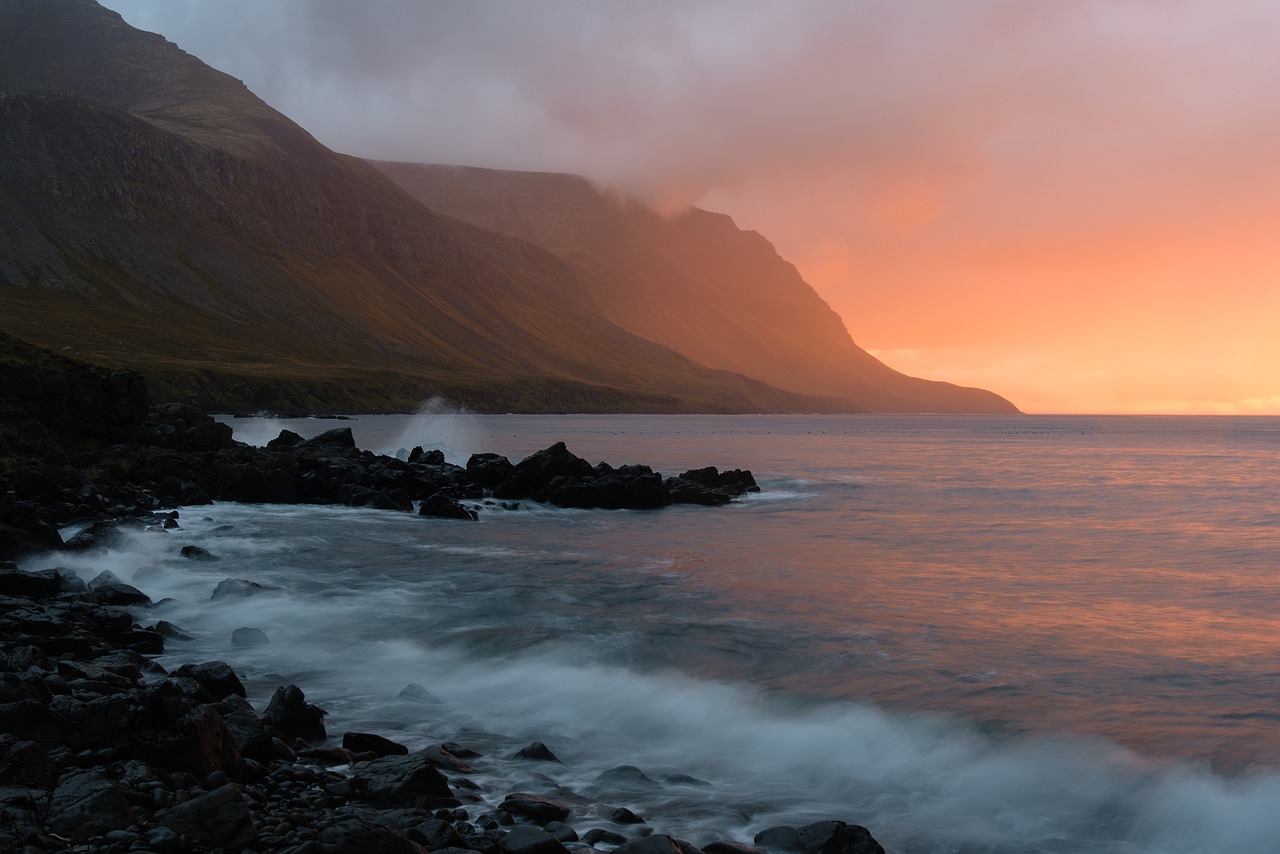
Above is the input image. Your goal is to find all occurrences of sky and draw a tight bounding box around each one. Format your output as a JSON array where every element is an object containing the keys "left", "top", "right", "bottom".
[{"left": 101, "top": 0, "right": 1280, "bottom": 414}]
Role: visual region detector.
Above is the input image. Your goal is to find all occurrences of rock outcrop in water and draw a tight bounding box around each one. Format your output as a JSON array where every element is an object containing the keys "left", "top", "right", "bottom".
[{"left": 0, "top": 336, "right": 758, "bottom": 559}]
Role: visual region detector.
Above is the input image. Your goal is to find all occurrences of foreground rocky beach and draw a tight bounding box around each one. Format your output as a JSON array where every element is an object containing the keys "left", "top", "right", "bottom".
[
  {"left": 2, "top": 343, "right": 886, "bottom": 852},
  {"left": 1, "top": 558, "right": 884, "bottom": 853}
]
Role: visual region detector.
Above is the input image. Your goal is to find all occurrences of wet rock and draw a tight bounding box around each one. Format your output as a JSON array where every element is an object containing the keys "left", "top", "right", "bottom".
[
  {"left": 419, "top": 743, "right": 476, "bottom": 772},
  {"left": 398, "top": 683, "right": 440, "bottom": 703},
  {"left": 46, "top": 769, "right": 133, "bottom": 840},
  {"left": 664, "top": 477, "right": 732, "bottom": 506},
  {"left": 512, "top": 741, "right": 561, "bottom": 763},
  {"left": 171, "top": 661, "right": 246, "bottom": 701},
  {"left": 418, "top": 493, "right": 478, "bottom": 521},
  {"left": 500, "top": 824, "right": 573, "bottom": 854},
  {"left": 344, "top": 731, "right": 409, "bottom": 757},
  {"left": 753, "top": 821, "right": 884, "bottom": 854},
  {"left": 545, "top": 821, "right": 579, "bottom": 843},
  {"left": 179, "top": 545, "right": 218, "bottom": 561},
  {"left": 582, "top": 828, "right": 630, "bottom": 847},
  {"left": 231, "top": 626, "right": 270, "bottom": 647},
  {"left": 87, "top": 569, "right": 151, "bottom": 606},
  {"left": 299, "top": 426, "right": 357, "bottom": 450},
  {"left": 211, "top": 578, "right": 276, "bottom": 599},
  {"left": 0, "top": 568, "right": 62, "bottom": 599},
  {"left": 317, "top": 816, "right": 428, "bottom": 853},
  {"left": 156, "top": 782, "right": 259, "bottom": 849},
  {"left": 408, "top": 817, "right": 467, "bottom": 850},
  {"left": 466, "top": 453, "right": 516, "bottom": 490},
  {"left": 263, "top": 684, "right": 326, "bottom": 743},
  {"left": 267, "top": 429, "right": 305, "bottom": 448},
  {"left": 676, "top": 466, "right": 760, "bottom": 496},
  {"left": 608, "top": 805, "right": 645, "bottom": 824},
  {"left": 596, "top": 765, "right": 661, "bottom": 790},
  {"left": 613, "top": 835, "right": 706, "bottom": 854},
  {"left": 499, "top": 793, "right": 572, "bottom": 823},
  {"left": 0, "top": 737, "right": 57, "bottom": 787},
  {"left": 351, "top": 754, "right": 459, "bottom": 808},
  {"left": 703, "top": 843, "right": 760, "bottom": 854},
  {"left": 152, "top": 620, "right": 194, "bottom": 641}
]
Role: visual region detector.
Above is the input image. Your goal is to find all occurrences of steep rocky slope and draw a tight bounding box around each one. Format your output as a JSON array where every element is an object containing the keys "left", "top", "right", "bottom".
[
  {"left": 0, "top": 0, "right": 854, "bottom": 413},
  {"left": 371, "top": 164, "right": 1017, "bottom": 413}
]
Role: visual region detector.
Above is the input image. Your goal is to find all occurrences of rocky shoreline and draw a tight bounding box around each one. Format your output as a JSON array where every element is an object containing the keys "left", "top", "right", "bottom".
[
  {"left": 2, "top": 347, "right": 886, "bottom": 852},
  {"left": 0, "top": 557, "right": 886, "bottom": 853}
]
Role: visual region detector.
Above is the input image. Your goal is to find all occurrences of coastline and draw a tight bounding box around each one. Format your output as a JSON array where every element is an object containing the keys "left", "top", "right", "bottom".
[{"left": 0, "top": 538, "right": 883, "bottom": 854}]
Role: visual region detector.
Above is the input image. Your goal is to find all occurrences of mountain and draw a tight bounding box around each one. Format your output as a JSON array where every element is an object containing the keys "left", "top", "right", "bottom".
[
  {"left": 371, "top": 164, "right": 1017, "bottom": 414},
  {"left": 0, "top": 0, "right": 1016, "bottom": 414}
]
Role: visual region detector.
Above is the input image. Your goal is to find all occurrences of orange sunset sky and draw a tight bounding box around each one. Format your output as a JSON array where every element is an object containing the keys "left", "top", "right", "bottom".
[{"left": 102, "top": 1, "right": 1280, "bottom": 414}]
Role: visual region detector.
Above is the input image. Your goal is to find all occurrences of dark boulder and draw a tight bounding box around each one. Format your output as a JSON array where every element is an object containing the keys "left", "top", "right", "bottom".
[
  {"left": 318, "top": 816, "right": 429, "bottom": 853},
  {"left": 211, "top": 578, "right": 276, "bottom": 600},
  {"left": 155, "top": 782, "right": 259, "bottom": 850},
  {"left": 665, "top": 477, "right": 733, "bottom": 506},
  {"left": 0, "top": 567, "right": 63, "bottom": 599},
  {"left": 494, "top": 442, "right": 594, "bottom": 499},
  {"left": 263, "top": 684, "right": 326, "bottom": 743},
  {"left": 172, "top": 661, "right": 246, "bottom": 701},
  {"left": 512, "top": 740, "right": 561, "bottom": 762},
  {"left": 344, "top": 731, "right": 409, "bottom": 757},
  {"left": 419, "top": 493, "right": 478, "bottom": 521},
  {"left": 299, "top": 427, "right": 357, "bottom": 450},
  {"left": 266, "top": 428, "right": 305, "bottom": 448},
  {"left": 351, "top": 754, "right": 459, "bottom": 808},
  {"left": 179, "top": 545, "right": 219, "bottom": 561},
  {"left": 45, "top": 769, "right": 134, "bottom": 840},
  {"left": 466, "top": 452, "right": 516, "bottom": 490},
  {"left": 87, "top": 570, "right": 151, "bottom": 606},
  {"left": 500, "top": 825, "right": 573, "bottom": 854},
  {"left": 231, "top": 626, "right": 270, "bottom": 647},
  {"left": 613, "top": 836, "right": 706, "bottom": 854},
  {"left": 499, "top": 793, "right": 571, "bottom": 823},
  {"left": 753, "top": 821, "right": 884, "bottom": 854},
  {"left": 676, "top": 466, "right": 760, "bottom": 496},
  {"left": 409, "top": 817, "right": 468, "bottom": 850}
]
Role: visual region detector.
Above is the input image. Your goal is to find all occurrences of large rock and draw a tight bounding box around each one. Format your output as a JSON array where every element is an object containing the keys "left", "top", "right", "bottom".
[
  {"left": 494, "top": 442, "right": 594, "bottom": 499},
  {"left": 171, "top": 661, "right": 246, "bottom": 702},
  {"left": 753, "top": 821, "right": 884, "bottom": 854},
  {"left": 86, "top": 569, "right": 151, "bottom": 606},
  {"left": 500, "top": 825, "right": 573, "bottom": 854},
  {"left": 535, "top": 464, "right": 671, "bottom": 510},
  {"left": 263, "top": 684, "right": 326, "bottom": 743},
  {"left": 46, "top": 769, "right": 134, "bottom": 840},
  {"left": 351, "top": 753, "right": 459, "bottom": 808},
  {"left": 499, "top": 792, "right": 572, "bottom": 823},
  {"left": 155, "top": 783, "right": 259, "bottom": 850},
  {"left": 317, "top": 816, "right": 428, "bottom": 853},
  {"left": 613, "top": 836, "right": 706, "bottom": 854},
  {"left": 418, "top": 492, "right": 477, "bottom": 521}
]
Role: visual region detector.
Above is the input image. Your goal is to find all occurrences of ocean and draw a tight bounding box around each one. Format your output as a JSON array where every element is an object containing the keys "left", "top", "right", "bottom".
[{"left": 41, "top": 412, "right": 1280, "bottom": 853}]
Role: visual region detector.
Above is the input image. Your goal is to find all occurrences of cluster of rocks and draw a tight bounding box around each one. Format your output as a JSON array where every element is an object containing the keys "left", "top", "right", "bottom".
[
  {"left": 0, "top": 564, "right": 885, "bottom": 854},
  {"left": 1, "top": 403, "right": 759, "bottom": 557}
]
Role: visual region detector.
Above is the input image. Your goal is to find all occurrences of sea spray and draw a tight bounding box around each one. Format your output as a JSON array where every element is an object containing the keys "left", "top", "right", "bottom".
[
  {"left": 28, "top": 491, "right": 1280, "bottom": 854},
  {"left": 384, "top": 396, "right": 479, "bottom": 464}
]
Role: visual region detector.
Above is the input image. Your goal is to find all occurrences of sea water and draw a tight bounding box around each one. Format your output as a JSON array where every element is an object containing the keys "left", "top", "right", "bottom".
[{"left": 33, "top": 414, "right": 1280, "bottom": 853}]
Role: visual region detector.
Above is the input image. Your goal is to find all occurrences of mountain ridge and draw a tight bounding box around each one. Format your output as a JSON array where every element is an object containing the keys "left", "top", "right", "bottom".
[{"left": 0, "top": 0, "right": 1017, "bottom": 415}]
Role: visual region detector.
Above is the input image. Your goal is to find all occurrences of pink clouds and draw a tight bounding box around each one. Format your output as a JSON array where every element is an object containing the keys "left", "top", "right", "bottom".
[{"left": 100, "top": 0, "right": 1280, "bottom": 412}]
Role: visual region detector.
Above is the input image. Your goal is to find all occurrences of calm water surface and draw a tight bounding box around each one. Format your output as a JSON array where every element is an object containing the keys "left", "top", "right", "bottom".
[{"left": 40, "top": 413, "right": 1280, "bottom": 852}]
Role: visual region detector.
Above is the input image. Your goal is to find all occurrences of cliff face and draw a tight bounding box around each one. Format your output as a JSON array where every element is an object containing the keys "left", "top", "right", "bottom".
[
  {"left": 371, "top": 163, "right": 1019, "bottom": 414},
  {"left": 0, "top": 0, "right": 857, "bottom": 414},
  {"left": 0, "top": 0, "right": 1014, "bottom": 414}
]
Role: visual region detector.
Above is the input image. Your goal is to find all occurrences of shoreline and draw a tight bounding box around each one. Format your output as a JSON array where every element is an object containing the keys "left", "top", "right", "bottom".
[{"left": 0, "top": 551, "right": 884, "bottom": 854}]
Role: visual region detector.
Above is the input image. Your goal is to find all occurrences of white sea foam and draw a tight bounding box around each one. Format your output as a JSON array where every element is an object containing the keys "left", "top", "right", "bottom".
[{"left": 381, "top": 397, "right": 478, "bottom": 464}]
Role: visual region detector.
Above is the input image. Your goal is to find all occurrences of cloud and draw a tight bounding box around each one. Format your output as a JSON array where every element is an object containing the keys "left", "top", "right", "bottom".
[{"left": 99, "top": 0, "right": 1280, "bottom": 412}]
